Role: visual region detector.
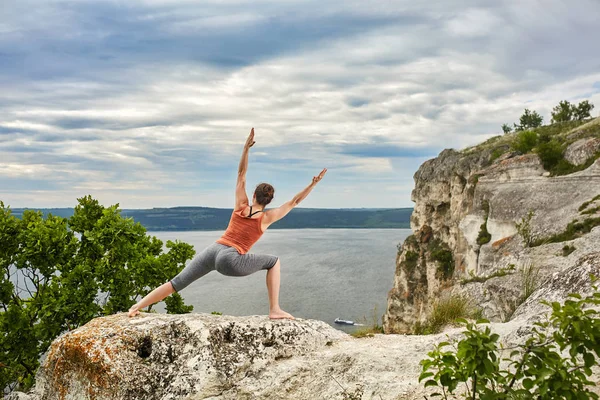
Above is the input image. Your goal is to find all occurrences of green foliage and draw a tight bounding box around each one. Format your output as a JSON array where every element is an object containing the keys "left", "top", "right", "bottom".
[
  {"left": 460, "top": 265, "right": 516, "bottom": 285},
  {"left": 516, "top": 210, "right": 535, "bottom": 247},
  {"left": 551, "top": 100, "right": 574, "bottom": 124},
  {"left": 574, "top": 100, "right": 595, "bottom": 121},
  {"left": 210, "top": 311, "right": 223, "bottom": 315},
  {"left": 516, "top": 108, "right": 543, "bottom": 131},
  {"left": 511, "top": 130, "right": 538, "bottom": 154},
  {"left": 550, "top": 151, "right": 600, "bottom": 176},
  {"left": 413, "top": 295, "right": 477, "bottom": 335},
  {"left": 0, "top": 197, "right": 195, "bottom": 393},
  {"left": 531, "top": 216, "right": 600, "bottom": 246},
  {"left": 420, "top": 281, "right": 600, "bottom": 399},
  {"left": 562, "top": 245, "right": 576, "bottom": 256},
  {"left": 428, "top": 239, "right": 455, "bottom": 280},
  {"left": 477, "top": 224, "right": 491, "bottom": 245},
  {"left": 502, "top": 124, "right": 513, "bottom": 134},
  {"left": 579, "top": 195, "right": 600, "bottom": 212},
  {"left": 476, "top": 200, "right": 491, "bottom": 246},
  {"left": 402, "top": 250, "right": 420, "bottom": 277},
  {"left": 535, "top": 139, "right": 564, "bottom": 171}
]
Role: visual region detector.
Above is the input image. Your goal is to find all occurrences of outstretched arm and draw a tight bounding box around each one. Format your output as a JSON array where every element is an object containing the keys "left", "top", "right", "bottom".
[
  {"left": 264, "top": 168, "right": 327, "bottom": 227},
  {"left": 235, "top": 128, "right": 255, "bottom": 210}
]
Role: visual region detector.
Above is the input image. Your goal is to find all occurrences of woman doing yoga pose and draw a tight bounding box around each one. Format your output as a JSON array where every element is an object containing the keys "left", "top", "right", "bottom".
[{"left": 127, "top": 128, "right": 327, "bottom": 319}]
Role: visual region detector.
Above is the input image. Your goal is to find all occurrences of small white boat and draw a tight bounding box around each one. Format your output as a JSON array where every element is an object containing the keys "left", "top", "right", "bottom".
[{"left": 334, "top": 318, "right": 355, "bottom": 325}]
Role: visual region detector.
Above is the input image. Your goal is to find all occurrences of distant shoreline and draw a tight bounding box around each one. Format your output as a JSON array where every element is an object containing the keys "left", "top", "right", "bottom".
[{"left": 10, "top": 206, "right": 413, "bottom": 230}]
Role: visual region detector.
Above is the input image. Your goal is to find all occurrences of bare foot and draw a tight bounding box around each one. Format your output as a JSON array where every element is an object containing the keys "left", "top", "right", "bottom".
[
  {"left": 269, "top": 309, "right": 295, "bottom": 320},
  {"left": 128, "top": 305, "right": 141, "bottom": 317}
]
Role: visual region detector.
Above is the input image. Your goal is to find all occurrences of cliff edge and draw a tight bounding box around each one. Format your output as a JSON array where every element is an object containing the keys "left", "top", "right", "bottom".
[{"left": 384, "top": 117, "right": 600, "bottom": 333}]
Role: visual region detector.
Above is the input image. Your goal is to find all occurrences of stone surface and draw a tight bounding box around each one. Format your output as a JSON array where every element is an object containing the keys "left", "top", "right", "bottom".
[
  {"left": 11, "top": 259, "right": 600, "bottom": 400},
  {"left": 24, "top": 313, "right": 347, "bottom": 400},
  {"left": 564, "top": 137, "right": 600, "bottom": 166}
]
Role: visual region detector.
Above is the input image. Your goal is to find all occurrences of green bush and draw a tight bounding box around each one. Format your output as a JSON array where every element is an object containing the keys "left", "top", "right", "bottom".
[
  {"left": 402, "top": 250, "right": 419, "bottom": 276},
  {"left": 536, "top": 139, "right": 564, "bottom": 170},
  {"left": 532, "top": 217, "right": 600, "bottom": 246},
  {"left": 476, "top": 223, "right": 491, "bottom": 245},
  {"left": 0, "top": 197, "right": 195, "bottom": 393},
  {"left": 429, "top": 240, "right": 455, "bottom": 280},
  {"left": 419, "top": 281, "right": 600, "bottom": 399},
  {"left": 511, "top": 130, "right": 538, "bottom": 154}
]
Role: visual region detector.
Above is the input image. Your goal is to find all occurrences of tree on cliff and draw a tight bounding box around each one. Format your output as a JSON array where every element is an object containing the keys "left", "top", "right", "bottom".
[
  {"left": 0, "top": 196, "right": 195, "bottom": 393},
  {"left": 550, "top": 100, "right": 574, "bottom": 123},
  {"left": 551, "top": 100, "right": 595, "bottom": 123},
  {"left": 515, "top": 108, "right": 543, "bottom": 131},
  {"left": 574, "top": 100, "right": 595, "bottom": 120}
]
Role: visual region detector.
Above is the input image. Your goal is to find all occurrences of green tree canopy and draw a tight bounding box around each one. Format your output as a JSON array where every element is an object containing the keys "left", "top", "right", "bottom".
[
  {"left": 0, "top": 196, "right": 195, "bottom": 393},
  {"left": 550, "top": 100, "right": 574, "bottom": 123},
  {"left": 516, "top": 108, "right": 543, "bottom": 131},
  {"left": 574, "top": 100, "right": 595, "bottom": 120}
]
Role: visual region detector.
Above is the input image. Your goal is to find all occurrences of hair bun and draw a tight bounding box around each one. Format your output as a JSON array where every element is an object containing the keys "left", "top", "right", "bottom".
[{"left": 255, "top": 183, "right": 275, "bottom": 206}]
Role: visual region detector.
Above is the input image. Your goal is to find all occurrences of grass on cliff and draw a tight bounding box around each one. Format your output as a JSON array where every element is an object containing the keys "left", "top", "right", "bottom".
[
  {"left": 412, "top": 295, "right": 481, "bottom": 335},
  {"left": 531, "top": 195, "right": 600, "bottom": 246},
  {"left": 350, "top": 305, "right": 385, "bottom": 338}
]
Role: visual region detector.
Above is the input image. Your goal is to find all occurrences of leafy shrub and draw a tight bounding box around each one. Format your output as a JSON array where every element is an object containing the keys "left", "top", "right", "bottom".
[
  {"left": 0, "top": 197, "right": 195, "bottom": 393},
  {"left": 429, "top": 239, "right": 455, "bottom": 280},
  {"left": 501, "top": 123, "right": 512, "bottom": 134},
  {"left": 476, "top": 223, "right": 491, "bottom": 245},
  {"left": 420, "top": 281, "right": 600, "bottom": 399},
  {"left": 535, "top": 139, "right": 564, "bottom": 170},
  {"left": 402, "top": 250, "right": 419, "bottom": 276},
  {"left": 511, "top": 130, "right": 538, "bottom": 154}
]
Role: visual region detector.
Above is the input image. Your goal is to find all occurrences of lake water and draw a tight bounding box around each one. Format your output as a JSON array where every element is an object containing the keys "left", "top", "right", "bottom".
[{"left": 149, "top": 229, "right": 410, "bottom": 333}]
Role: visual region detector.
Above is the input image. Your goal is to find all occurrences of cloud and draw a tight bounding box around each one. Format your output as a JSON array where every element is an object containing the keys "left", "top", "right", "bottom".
[{"left": 1, "top": 0, "right": 600, "bottom": 208}]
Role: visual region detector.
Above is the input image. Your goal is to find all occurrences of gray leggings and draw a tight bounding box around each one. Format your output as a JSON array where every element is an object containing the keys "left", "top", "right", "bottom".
[{"left": 169, "top": 242, "right": 279, "bottom": 293}]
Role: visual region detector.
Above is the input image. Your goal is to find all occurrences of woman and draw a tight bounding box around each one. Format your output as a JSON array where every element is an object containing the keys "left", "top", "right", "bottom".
[{"left": 128, "top": 128, "right": 327, "bottom": 320}]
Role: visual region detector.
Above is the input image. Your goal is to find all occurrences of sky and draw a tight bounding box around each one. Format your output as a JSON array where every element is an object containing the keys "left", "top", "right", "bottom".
[{"left": 1, "top": 0, "right": 599, "bottom": 209}]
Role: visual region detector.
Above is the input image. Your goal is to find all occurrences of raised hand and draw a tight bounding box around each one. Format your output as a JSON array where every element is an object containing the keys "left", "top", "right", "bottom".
[
  {"left": 312, "top": 168, "right": 327, "bottom": 185},
  {"left": 245, "top": 127, "right": 256, "bottom": 149}
]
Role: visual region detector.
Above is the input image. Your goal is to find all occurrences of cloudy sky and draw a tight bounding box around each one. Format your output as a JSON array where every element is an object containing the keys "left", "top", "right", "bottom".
[{"left": 1, "top": 0, "right": 599, "bottom": 209}]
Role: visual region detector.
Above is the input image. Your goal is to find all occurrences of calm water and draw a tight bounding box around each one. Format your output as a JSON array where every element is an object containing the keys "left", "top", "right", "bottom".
[{"left": 149, "top": 229, "right": 410, "bottom": 332}]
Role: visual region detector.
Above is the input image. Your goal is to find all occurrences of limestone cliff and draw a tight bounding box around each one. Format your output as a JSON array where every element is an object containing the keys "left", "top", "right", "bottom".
[{"left": 384, "top": 118, "right": 600, "bottom": 333}]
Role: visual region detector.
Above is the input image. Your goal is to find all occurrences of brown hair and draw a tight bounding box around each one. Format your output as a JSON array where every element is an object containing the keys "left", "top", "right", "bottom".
[{"left": 254, "top": 183, "right": 275, "bottom": 206}]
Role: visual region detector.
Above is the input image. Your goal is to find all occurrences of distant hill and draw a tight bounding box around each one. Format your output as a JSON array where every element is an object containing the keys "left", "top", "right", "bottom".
[{"left": 10, "top": 207, "right": 413, "bottom": 230}]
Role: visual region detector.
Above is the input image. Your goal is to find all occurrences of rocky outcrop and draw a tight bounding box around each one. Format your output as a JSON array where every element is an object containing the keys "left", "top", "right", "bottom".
[
  {"left": 564, "top": 137, "right": 600, "bottom": 166},
  {"left": 384, "top": 118, "right": 600, "bottom": 333},
  {"left": 10, "top": 249, "right": 600, "bottom": 400}
]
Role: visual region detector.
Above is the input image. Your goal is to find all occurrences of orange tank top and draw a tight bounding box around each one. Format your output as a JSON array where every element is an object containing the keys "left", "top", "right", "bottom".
[{"left": 216, "top": 207, "right": 265, "bottom": 254}]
